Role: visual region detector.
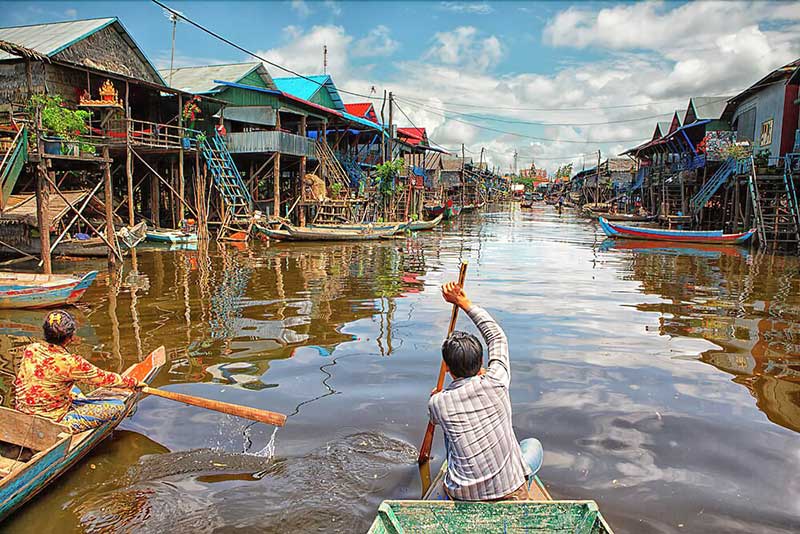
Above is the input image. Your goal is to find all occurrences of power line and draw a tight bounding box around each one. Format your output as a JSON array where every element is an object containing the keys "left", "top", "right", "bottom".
[
  {"left": 152, "top": 0, "right": 380, "bottom": 101},
  {"left": 398, "top": 99, "right": 650, "bottom": 145},
  {"left": 394, "top": 95, "right": 725, "bottom": 127},
  {"left": 396, "top": 94, "right": 692, "bottom": 112},
  {"left": 392, "top": 99, "right": 455, "bottom": 154}
]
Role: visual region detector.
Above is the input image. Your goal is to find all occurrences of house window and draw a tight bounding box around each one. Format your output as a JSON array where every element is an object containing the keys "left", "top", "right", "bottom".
[
  {"left": 759, "top": 118, "right": 774, "bottom": 147},
  {"left": 735, "top": 107, "right": 757, "bottom": 142}
]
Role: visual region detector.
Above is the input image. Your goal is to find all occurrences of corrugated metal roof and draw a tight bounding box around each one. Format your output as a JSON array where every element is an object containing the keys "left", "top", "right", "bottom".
[
  {"left": 344, "top": 102, "right": 377, "bottom": 122},
  {"left": 273, "top": 74, "right": 344, "bottom": 111},
  {"left": 160, "top": 62, "right": 265, "bottom": 94},
  {"left": 689, "top": 96, "right": 732, "bottom": 120},
  {"left": 215, "top": 105, "right": 277, "bottom": 126},
  {"left": 0, "top": 17, "right": 115, "bottom": 61}
]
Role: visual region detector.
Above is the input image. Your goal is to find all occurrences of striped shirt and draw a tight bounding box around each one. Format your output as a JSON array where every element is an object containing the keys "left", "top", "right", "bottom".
[{"left": 428, "top": 305, "right": 530, "bottom": 501}]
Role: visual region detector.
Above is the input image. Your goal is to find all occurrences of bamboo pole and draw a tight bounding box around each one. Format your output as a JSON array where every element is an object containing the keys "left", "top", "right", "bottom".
[{"left": 103, "top": 146, "right": 117, "bottom": 269}]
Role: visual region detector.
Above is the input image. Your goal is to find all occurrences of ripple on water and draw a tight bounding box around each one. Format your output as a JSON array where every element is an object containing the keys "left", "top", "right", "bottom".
[{"left": 67, "top": 433, "right": 417, "bottom": 533}]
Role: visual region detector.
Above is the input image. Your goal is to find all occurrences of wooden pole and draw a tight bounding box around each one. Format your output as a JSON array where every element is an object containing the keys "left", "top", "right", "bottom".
[
  {"left": 388, "top": 92, "right": 393, "bottom": 161},
  {"left": 299, "top": 115, "right": 307, "bottom": 226},
  {"left": 35, "top": 165, "right": 52, "bottom": 274},
  {"left": 150, "top": 163, "right": 160, "bottom": 228},
  {"left": 103, "top": 146, "right": 117, "bottom": 269},
  {"left": 35, "top": 100, "right": 52, "bottom": 274},
  {"left": 125, "top": 81, "right": 135, "bottom": 226},
  {"left": 273, "top": 112, "right": 282, "bottom": 218},
  {"left": 178, "top": 93, "right": 185, "bottom": 222},
  {"left": 418, "top": 261, "right": 468, "bottom": 466},
  {"left": 142, "top": 387, "right": 287, "bottom": 426}
]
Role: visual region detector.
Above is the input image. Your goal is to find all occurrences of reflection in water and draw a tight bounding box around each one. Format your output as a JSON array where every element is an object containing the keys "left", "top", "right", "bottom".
[{"left": 1, "top": 206, "right": 800, "bottom": 533}]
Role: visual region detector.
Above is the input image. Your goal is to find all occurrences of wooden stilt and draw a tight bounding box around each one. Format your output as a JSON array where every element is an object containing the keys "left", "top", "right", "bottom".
[
  {"left": 151, "top": 164, "right": 160, "bottom": 227},
  {"left": 35, "top": 165, "right": 52, "bottom": 274},
  {"left": 178, "top": 94, "right": 185, "bottom": 223},
  {"left": 103, "top": 146, "right": 117, "bottom": 269}
]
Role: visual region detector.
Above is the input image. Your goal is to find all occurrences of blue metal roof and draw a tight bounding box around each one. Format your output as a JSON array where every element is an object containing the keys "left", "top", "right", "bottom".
[
  {"left": 272, "top": 74, "right": 345, "bottom": 111},
  {"left": 342, "top": 111, "right": 386, "bottom": 134}
]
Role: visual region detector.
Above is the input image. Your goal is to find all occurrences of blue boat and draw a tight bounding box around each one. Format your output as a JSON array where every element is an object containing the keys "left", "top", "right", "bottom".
[
  {"left": 0, "top": 346, "right": 165, "bottom": 520},
  {"left": 0, "top": 271, "right": 98, "bottom": 309},
  {"left": 145, "top": 229, "right": 198, "bottom": 244},
  {"left": 598, "top": 217, "right": 756, "bottom": 245}
]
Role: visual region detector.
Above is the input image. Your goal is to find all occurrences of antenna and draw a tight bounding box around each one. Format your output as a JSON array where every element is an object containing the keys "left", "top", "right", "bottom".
[
  {"left": 164, "top": 10, "right": 180, "bottom": 87},
  {"left": 323, "top": 44, "right": 328, "bottom": 74}
]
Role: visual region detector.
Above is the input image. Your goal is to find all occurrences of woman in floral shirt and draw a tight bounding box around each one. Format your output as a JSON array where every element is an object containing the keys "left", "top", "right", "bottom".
[{"left": 14, "top": 310, "right": 145, "bottom": 433}]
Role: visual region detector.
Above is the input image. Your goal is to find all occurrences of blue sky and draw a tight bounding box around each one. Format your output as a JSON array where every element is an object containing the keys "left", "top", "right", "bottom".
[{"left": 3, "top": 1, "right": 800, "bottom": 171}]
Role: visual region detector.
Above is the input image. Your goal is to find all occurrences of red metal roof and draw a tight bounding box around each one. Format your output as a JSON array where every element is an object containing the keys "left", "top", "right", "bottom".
[
  {"left": 344, "top": 102, "right": 378, "bottom": 123},
  {"left": 397, "top": 127, "right": 427, "bottom": 145}
]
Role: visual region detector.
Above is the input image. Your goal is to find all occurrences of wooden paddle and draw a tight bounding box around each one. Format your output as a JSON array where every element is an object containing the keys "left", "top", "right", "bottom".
[
  {"left": 418, "top": 261, "right": 468, "bottom": 465},
  {"left": 141, "top": 387, "right": 287, "bottom": 427}
]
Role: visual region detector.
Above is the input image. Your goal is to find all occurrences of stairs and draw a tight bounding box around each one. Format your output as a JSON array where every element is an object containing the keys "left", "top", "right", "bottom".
[
  {"left": 315, "top": 139, "right": 351, "bottom": 195},
  {"left": 689, "top": 157, "right": 735, "bottom": 215},
  {"left": 747, "top": 155, "right": 800, "bottom": 251},
  {"left": 199, "top": 133, "right": 252, "bottom": 224},
  {"left": 659, "top": 173, "right": 685, "bottom": 217},
  {"left": 0, "top": 126, "right": 27, "bottom": 212}
]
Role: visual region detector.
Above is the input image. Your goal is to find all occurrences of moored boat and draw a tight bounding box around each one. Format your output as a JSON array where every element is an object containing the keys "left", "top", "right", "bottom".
[
  {"left": 368, "top": 461, "right": 614, "bottom": 533},
  {"left": 585, "top": 209, "right": 655, "bottom": 222},
  {"left": 308, "top": 221, "right": 409, "bottom": 234},
  {"left": 252, "top": 222, "right": 401, "bottom": 242},
  {"left": 407, "top": 214, "right": 443, "bottom": 231},
  {"left": 0, "top": 346, "right": 165, "bottom": 520},
  {"left": 425, "top": 201, "right": 462, "bottom": 220},
  {"left": 145, "top": 228, "right": 199, "bottom": 244},
  {"left": 0, "top": 271, "right": 98, "bottom": 309},
  {"left": 598, "top": 217, "right": 756, "bottom": 245}
]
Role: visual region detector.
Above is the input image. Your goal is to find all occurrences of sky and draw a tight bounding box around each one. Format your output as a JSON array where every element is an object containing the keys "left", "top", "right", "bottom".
[{"left": 2, "top": 0, "right": 800, "bottom": 173}]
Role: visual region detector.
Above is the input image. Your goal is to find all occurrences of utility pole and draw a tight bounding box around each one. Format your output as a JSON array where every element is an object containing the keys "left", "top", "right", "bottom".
[
  {"left": 323, "top": 44, "right": 328, "bottom": 74},
  {"left": 168, "top": 12, "right": 178, "bottom": 86},
  {"left": 512, "top": 150, "right": 518, "bottom": 176},
  {"left": 387, "top": 91, "right": 394, "bottom": 161},
  {"left": 380, "top": 89, "right": 387, "bottom": 163},
  {"left": 595, "top": 149, "right": 601, "bottom": 206},
  {"left": 461, "top": 143, "right": 466, "bottom": 207}
]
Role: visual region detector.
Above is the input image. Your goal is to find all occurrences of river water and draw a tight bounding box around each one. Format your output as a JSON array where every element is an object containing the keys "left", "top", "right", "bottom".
[{"left": 1, "top": 203, "right": 799, "bottom": 533}]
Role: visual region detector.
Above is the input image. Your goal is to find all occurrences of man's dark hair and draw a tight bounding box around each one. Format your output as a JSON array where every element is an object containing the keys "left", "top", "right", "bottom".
[
  {"left": 42, "top": 310, "right": 76, "bottom": 345},
  {"left": 442, "top": 331, "right": 483, "bottom": 378}
]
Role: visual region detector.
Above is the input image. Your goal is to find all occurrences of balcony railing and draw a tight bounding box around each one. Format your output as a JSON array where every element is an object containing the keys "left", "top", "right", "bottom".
[
  {"left": 85, "top": 119, "right": 191, "bottom": 150},
  {"left": 226, "top": 130, "right": 316, "bottom": 158}
]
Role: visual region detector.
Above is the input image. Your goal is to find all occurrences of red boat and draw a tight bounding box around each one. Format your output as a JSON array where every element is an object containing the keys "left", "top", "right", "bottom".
[{"left": 598, "top": 217, "right": 756, "bottom": 245}]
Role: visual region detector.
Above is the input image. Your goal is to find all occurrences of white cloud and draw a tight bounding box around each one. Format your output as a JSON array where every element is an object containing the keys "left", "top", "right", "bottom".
[
  {"left": 290, "top": 0, "right": 312, "bottom": 17},
  {"left": 256, "top": 25, "right": 353, "bottom": 78},
  {"left": 439, "top": 2, "right": 494, "bottom": 15},
  {"left": 425, "top": 26, "right": 503, "bottom": 72},
  {"left": 252, "top": 3, "right": 800, "bottom": 174},
  {"left": 353, "top": 26, "right": 399, "bottom": 58}
]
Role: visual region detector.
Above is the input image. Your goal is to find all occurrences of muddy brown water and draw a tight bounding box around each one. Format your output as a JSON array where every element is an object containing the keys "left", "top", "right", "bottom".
[{"left": 1, "top": 204, "right": 799, "bottom": 533}]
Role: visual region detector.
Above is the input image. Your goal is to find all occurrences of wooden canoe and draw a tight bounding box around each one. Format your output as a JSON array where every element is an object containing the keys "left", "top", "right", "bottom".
[
  {"left": 0, "top": 346, "right": 165, "bottom": 521},
  {"left": 407, "top": 214, "right": 443, "bottom": 231},
  {"left": 585, "top": 209, "right": 655, "bottom": 222},
  {"left": 254, "top": 222, "right": 401, "bottom": 242},
  {"left": 599, "top": 217, "right": 756, "bottom": 245},
  {"left": 0, "top": 271, "right": 98, "bottom": 309},
  {"left": 369, "top": 461, "right": 614, "bottom": 533},
  {"left": 145, "top": 228, "right": 198, "bottom": 244},
  {"left": 308, "top": 221, "right": 409, "bottom": 234},
  {"left": 424, "top": 204, "right": 462, "bottom": 220}
]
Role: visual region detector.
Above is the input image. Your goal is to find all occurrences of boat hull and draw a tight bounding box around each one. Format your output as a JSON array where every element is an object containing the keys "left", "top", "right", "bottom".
[
  {"left": 145, "top": 230, "right": 198, "bottom": 244},
  {"left": 0, "top": 347, "right": 165, "bottom": 521},
  {"left": 253, "top": 223, "right": 400, "bottom": 242},
  {"left": 0, "top": 271, "right": 98, "bottom": 309},
  {"left": 407, "top": 214, "right": 443, "bottom": 231},
  {"left": 598, "top": 217, "right": 756, "bottom": 245}
]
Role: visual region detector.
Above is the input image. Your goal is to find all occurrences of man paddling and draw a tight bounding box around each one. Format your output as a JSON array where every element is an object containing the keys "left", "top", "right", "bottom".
[{"left": 428, "top": 282, "right": 543, "bottom": 501}]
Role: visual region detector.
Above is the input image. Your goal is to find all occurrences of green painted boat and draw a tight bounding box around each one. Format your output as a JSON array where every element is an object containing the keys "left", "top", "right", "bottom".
[{"left": 369, "top": 461, "right": 614, "bottom": 533}]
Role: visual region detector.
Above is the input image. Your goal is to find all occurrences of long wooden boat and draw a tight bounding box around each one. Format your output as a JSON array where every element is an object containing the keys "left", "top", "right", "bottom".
[
  {"left": 308, "top": 221, "right": 409, "bottom": 234},
  {"left": 407, "top": 214, "right": 443, "bottom": 231},
  {"left": 27, "top": 221, "right": 148, "bottom": 258},
  {"left": 585, "top": 208, "right": 655, "bottom": 222},
  {"left": 0, "top": 346, "right": 165, "bottom": 520},
  {"left": 425, "top": 204, "right": 462, "bottom": 220},
  {"left": 369, "top": 461, "right": 614, "bottom": 533},
  {"left": 252, "top": 222, "right": 400, "bottom": 242},
  {"left": 0, "top": 271, "right": 98, "bottom": 309},
  {"left": 145, "top": 228, "right": 198, "bottom": 244},
  {"left": 599, "top": 217, "right": 756, "bottom": 245}
]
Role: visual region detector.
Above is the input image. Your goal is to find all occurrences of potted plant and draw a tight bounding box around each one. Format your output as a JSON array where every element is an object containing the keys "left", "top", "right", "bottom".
[
  {"left": 27, "top": 94, "right": 93, "bottom": 156},
  {"left": 754, "top": 149, "right": 770, "bottom": 173}
]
